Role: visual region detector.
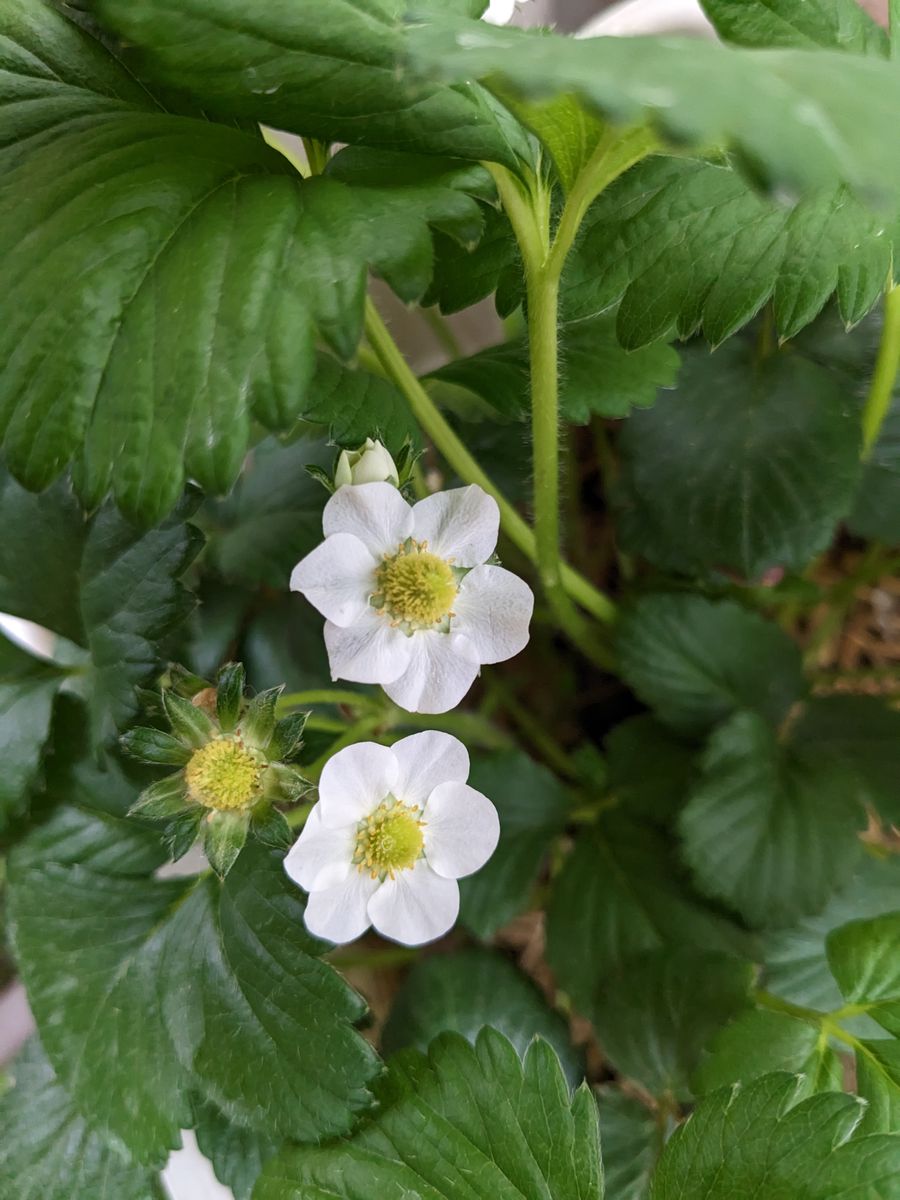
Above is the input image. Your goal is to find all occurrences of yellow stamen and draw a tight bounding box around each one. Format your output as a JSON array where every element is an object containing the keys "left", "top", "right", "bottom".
[
  {"left": 354, "top": 798, "right": 425, "bottom": 880},
  {"left": 185, "top": 737, "right": 262, "bottom": 812},
  {"left": 376, "top": 543, "right": 457, "bottom": 627}
]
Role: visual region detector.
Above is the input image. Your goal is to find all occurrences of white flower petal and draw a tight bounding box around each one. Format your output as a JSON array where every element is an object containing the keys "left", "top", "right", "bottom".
[
  {"left": 382, "top": 630, "right": 480, "bottom": 714},
  {"left": 453, "top": 564, "right": 534, "bottom": 664},
  {"left": 324, "top": 611, "right": 411, "bottom": 685},
  {"left": 367, "top": 860, "right": 460, "bottom": 945},
  {"left": 391, "top": 730, "right": 470, "bottom": 809},
  {"left": 289, "top": 533, "right": 377, "bottom": 627},
  {"left": 423, "top": 781, "right": 500, "bottom": 880},
  {"left": 317, "top": 741, "right": 398, "bottom": 827},
  {"left": 323, "top": 482, "right": 413, "bottom": 556},
  {"left": 483, "top": 0, "right": 517, "bottom": 24},
  {"left": 411, "top": 486, "right": 499, "bottom": 566},
  {"left": 284, "top": 805, "right": 355, "bottom": 892},
  {"left": 303, "top": 871, "right": 379, "bottom": 944}
]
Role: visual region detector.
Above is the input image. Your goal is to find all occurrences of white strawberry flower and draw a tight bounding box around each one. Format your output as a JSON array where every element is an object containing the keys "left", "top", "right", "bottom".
[
  {"left": 290, "top": 482, "right": 534, "bottom": 714},
  {"left": 284, "top": 733, "right": 499, "bottom": 945}
]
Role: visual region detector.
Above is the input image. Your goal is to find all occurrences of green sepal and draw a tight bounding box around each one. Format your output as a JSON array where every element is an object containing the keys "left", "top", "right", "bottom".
[
  {"left": 265, "top": 763, "right": 310, "bottom": 804},
  {"left": 216, "top": 662, "right": 246, "bottom": 733},
  {"left": 251, "top": 802, "right": 294, "bottom": 851},
  {"left": 203, "top": 810, "right": 251, "bottom": 878},
  {"left": 129, "top": 773, "right": 189, "bottom": 820},
  {"left": 168, "top": 663, "right": 213, "bottom": 699},
  {"left": 240, "top": 687, "right": 283, "bottom": 750},
  {"left": 268, "top": 712, "right": 308, "bottom": 763},
  {"left": 120, "top": 726, "right": 192, "bottom": 766},
  {"left": 163, "top": 690, "right": 216, "bottom": 749},
  {"left": 162, "top": 806, "right": 205, "bottom": 861},
  {"left": 305, "top": 464, "right": 336, "bottom": 494}
]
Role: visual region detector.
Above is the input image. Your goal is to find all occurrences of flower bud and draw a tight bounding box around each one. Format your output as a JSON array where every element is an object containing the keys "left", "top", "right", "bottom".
[{"left": 335, "top": 438, "right": 399, "bottom": 488}]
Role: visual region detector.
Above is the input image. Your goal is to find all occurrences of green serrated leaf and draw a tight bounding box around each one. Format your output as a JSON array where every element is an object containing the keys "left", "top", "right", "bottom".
[
  {"left": 617, "top": 594, "right": 806, "bottom": 735},
  {"left": 615, "top": 341, "right": 862, "bottom": 578},
  {"left": 428, "top": 314, "right": 679, "bottom": 425},
  {"left": 301, "top": 356, "right": 419, "bottom": 449},
  {"left": 855, "top": 1040, "right": 900, "bottom": 1135},
  {"left": 458, "top": 751, "right": 569, "bottom": 940},
  {"left": 650, "top": 1072, "right": 900, "bottom": 1199},
  {"left": 827, "top": 913, "right": 900, "bottom": 1038},
  {"left": 593, "top": 949, "right": 753, "bottom": 1100},
  {"left": 193, "top": 1098, "right": 280, "bottom": 1200},
  {"left": 256, "top": 1029, "right": 602, "bottom": 1200},
  {"left": 694, "top": 1008, "right": 841, "bottom": 1097},
  {"left": 700, "top": 0, "right": 888, "bottom": 55},
  {"left": 7, "top": 842, "right": 380, "bottom": 1164},
  {"left": 382, "top": 948, "right": 583, "bottom": 1086},
  {"left": 0, "top": 472, "right": 201, "bottom": 746},
  {"left": 596, "top": 1088, "right": 659, "bottom": 1200},
  {"left": 0, "top": 1040, "right": 161, "bottom": 1200},
  {"left": 93, "top": 0, "right": 521, "bottom": 165},
  {"left": 605, "top": 715, "right": 697, "bottom": 827},
  {"left": 680, "top": 710, "right": 864, "bottom": 928},
  {"left": 562, "top": 158, "right": 891, "bottom": 347},
  {"left": 0, "top": 632, "right": 66, "bottom": 829},
  {"left": 547, "top": 816, "right": 754, "bottom": 1013}
]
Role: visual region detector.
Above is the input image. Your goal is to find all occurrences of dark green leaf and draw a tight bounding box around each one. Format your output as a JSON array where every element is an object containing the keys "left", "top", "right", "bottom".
[
  {"left": 680, "top": 710, "right": 864, "bottom": 927},
  {"left": 428, "top": 314, "right": 679, "bottom": 424},
  {"left": 256, "top": 1029, "right": 602, "bottom": 1200},
  {"left": 93, "top": 0, "right": 521, "bottom": 165},
  {"left": 605, "top": 715, "right": 697, "bottom": 827},
  {"left": 650, "top": 1072, "right": 900, "bottom": 1199},
  {"left": 855, "top": 1040, "right": 900, "bottom": 1135},
  {"left": 250, "top": 802, "right": 294, "bottom": 851},
  {"left": 0, "top": 1040, "right": 161, "bottom": 1200},
  {"left": 593, "top": 949, "right": 752, "bottom": 1100},
  {"left": 7, "top": 842, "right": 380, "bottom": 1164},
  {"left": 694, "top": 1009, "right": 842, "bottom": 1096},
  {"left": 616, "top": 342, "right": 862, "bottom": 578},
  {"left": 301, "top": 356, "right": 418, "bottom": 449},
  {"left": 0, "top": 632, "right": 66, "bottom": 828},
  {"left": 242, "top": 595, "right": 333, "bottom": 696},
  {"left": 596, "top": 1088, "right": 659, "bottom": 1200},
  {"left": 425, "top": 203, "right": 520, "bottom": 315},
  {"left": 848, "top": 392, "right": 900, "bottom": 543},
  {"left": 547, "top": 816, "right": 754, "bottom": 1012},
  {"left": 458, "top": 751, "right": 570, "bottom": 939},
  {"left": 382, "top": 948, "right": 583, "bottom": 1086},
  {"left": 0, "top": 472, "right": 201, "bottom": 746},
  {"left": 701, "top": 0, "right": 888, "bottom": 54},
  {"left": 194, "top": 1099, "right": 280, "bottom": 1200},
  {"left": 827, "top": 912, "right": 900, "bottom": 1037},
  {"left": 563, "top": 159, "right": 890, "bottom": 347},
  {"left": 617, "top": 594, "right": 806, "bottom": 734}
]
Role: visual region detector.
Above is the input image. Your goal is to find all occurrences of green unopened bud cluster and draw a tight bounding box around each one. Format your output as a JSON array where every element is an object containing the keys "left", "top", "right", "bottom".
[{"left": 121, "top": 662, "right": 309, "bottom": 878}]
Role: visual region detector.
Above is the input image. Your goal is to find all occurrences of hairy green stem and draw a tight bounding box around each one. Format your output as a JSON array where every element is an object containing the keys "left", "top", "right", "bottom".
[{"left": 862, "top": 282, "right": 900, "bottom": 455}]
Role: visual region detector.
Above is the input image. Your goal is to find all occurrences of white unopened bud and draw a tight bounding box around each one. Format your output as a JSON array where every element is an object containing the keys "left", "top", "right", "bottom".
[{"left": 335, "top": 439, "right": 400, "bottom": 488}]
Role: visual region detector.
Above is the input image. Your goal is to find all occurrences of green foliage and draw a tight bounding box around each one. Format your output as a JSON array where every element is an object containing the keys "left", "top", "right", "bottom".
[
  {"left": 849, "top": 392, "right": 900, "bottom": 543},
  {"left": 193, "top": 1099, "right": 281, "bottom": 1200},
  {"left": 0, "top": 632, "right": 66, "bottom": 829},
  {"left": 650, "top": 1072, "right": 900, "bottom": 1198},
  {"left": 595, "top": 1088, "right": 659, "bottom": 1200},
  {"left": 695, "top": 1009, "right": 842, "bottom": 1097},
  {"left": 0, "top": 1040, "right": 162, "bottom": 1200},
  {"left": 616, "top": 341, "right": 862, "bottom": 578},
  {"left": 827, "top": 913, "right": 900, "bottom": 1037},
  {"left": 701, "top": 0, "right": 888, "bottom": 54},
  {"left": 256, "top": 1029, "right": 603, "bottom": 1200},
  {"left": 382, "top": 947, "right": 582, "bottom": 1084}
]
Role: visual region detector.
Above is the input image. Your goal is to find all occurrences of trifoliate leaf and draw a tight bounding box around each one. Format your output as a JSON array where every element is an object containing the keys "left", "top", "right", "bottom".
[
  {"left": 694, "top": 1009, "right": 842, "bottom": 1097},
  {"left": 406, "top": 14, "right": 900, "bottom": 200},
  {"left": 596, "top": 1088, "right": 660, "bottom": 1200},
  {"left": 855, "top": 1040, "right": 900, "bottom": 1135},
  {"left": 425, "top": 203, "right": 521, "bottom": 315},
  {"left": 762, "top": 855, "right": 900, "bottom": 1023},
  {"left": 848, "top": 392, "right": 900, "bottom": 543},
  {"left": 0, "top": 472, "right": 201, "bottom": 746},
  {"left": 701, "top": 0, "right": 888, "bottom": 54},
  {"left": 605, "top": 715, "right": 697, "bottom": 827},
  {"left": 428, "top": 314, "right": 679, "bottom": 425},
  {"left": 193, "top": 1098, "right": 280, "bottom": 1200},
  {"left": 680, "top": 711, "right": 865, "bottom": 927},
  {"left": 256, "top": 1029, "right": 603, "bottom": 1200},
  {"left": 0, "top": 631, "right": 66, "bottom": 829},
  {"left": 546, "top": 816, "right": 754, "bottom": 1013},
  {"left": 650, "top": 1072, "right": 900, "bottom": 1199},
  {"left": 593, "top": 949, "right": 753, "bottom": 1101},
  {"left": 7, "top": 842, "right": 380, "bottom": 1164},
  {"left": 827, "top": 913, "right": 900, "bottom": 1038},
  {"left": 92, "top": 0, "right": 521, "bottom": 165},
  {"left": 615, "top": 341, "right": 862, "bottom": 578},
  {"left": 300, "top": 357, "right": 418, "bottom": 450},
  {"left": 0, "top": 1040, "right": 162, "bottom": 1200},
  {"left": 617, "top": 594, "right": 806, "bottom": 735},
  {"left": 458, "top": 752, "right": 569, "bottom": 940},
  {"left": 0, "top": 4, "right": 490, "bottom": 522},
  {"left": 382, "top": 948, "right": 583, "bottom": 1086}
]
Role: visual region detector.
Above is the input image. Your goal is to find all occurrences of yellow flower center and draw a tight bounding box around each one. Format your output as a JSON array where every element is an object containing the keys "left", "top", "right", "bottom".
[
  {"left": 354, "top": 798, "right": 425, "bottom": 879},
  {"left": 185, "top": 737, "right": 262, "bottom": 812},
  {"left": 376, "top": 543, "right": 457, "bottom": 627}
]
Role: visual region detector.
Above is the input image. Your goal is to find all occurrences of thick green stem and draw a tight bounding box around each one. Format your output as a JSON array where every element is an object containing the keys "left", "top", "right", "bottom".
[
  {"left": 862, "top": 283, "right": 900, "bottom": 456},
  {"left": 363, "top": 299, "right": 616, "bottom": 628}
]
